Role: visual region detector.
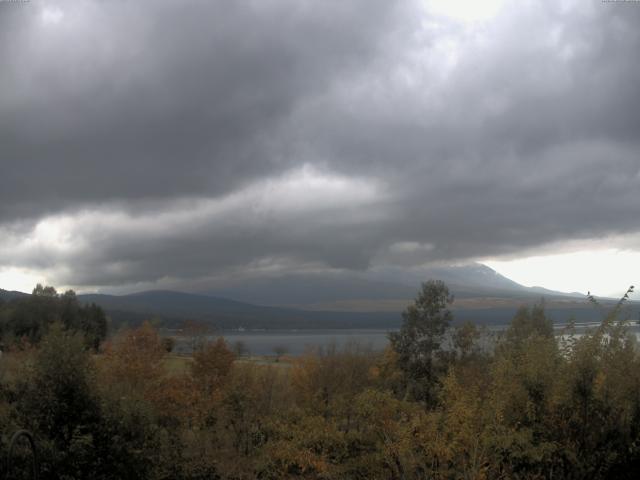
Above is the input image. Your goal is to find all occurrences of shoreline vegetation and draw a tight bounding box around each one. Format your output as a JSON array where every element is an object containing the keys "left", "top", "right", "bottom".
[{"left": 0, "top": 282, "right": 639, "bottom": 479}]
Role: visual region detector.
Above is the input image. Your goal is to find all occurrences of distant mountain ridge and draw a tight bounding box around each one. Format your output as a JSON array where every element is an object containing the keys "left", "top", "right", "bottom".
[
  {"left": 0, "top": 288, "right": 29, "bottom": 301},
  {"left": 77, "top": 290, "right": 399, "bottom": 330},
  {"left": 75, "top": 264, "right": 621, "bottom": 329},
  {"left": 2, "top": 265, "right": 633, "bottom": 330},
  {"left": 206, "top": 275, "right": 417, "bottom": 306},
  {"left": 205, "top": 263, "right": 584, "bottom": 307},
  {"left": 74, "top": 288, "right": 626, "bottom": 331}
]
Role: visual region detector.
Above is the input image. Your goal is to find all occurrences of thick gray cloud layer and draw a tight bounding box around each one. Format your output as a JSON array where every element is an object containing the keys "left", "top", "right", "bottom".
[{"left": 1, "top": 0, "right": 639, "bottom": 289}]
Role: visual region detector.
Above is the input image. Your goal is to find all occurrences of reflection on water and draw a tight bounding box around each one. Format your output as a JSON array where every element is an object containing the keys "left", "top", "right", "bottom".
[
  {"left": 224, "top": 329, "right": 394, "bottom": 356},
  {"left": 173, "top": 322, "right": 640, "bottom": 356},
  {"left": 175, "top": 329, "right": 393, "bottom": 356}
]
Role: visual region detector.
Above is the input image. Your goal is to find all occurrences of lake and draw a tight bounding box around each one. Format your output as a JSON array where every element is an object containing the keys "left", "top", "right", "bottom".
[
  {"left": 172, "top": 328, "right": 393, "bottom": 356},
  {"left": 172, "top": 322, "right": 640, "bottom": 356}
]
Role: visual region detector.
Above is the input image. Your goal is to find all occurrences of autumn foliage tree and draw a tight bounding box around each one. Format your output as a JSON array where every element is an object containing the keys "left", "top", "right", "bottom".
[
  {"left": 2, "top": 283, "right": 640, "bottom": 479},
  {"left": 0, "top": 284, "right": 107, "bottom": 349},
  {"left": 389, "top": 279, "right": 454, "bottom": 405},
  {"left": 191, "top": 337, "right": 235, "bottom": 396},
  {"left": 102, "top": 321, "right": 166, "bottom": 393},
  {"left": 17, "top": 324, "right": 101, "bottom": 477}
]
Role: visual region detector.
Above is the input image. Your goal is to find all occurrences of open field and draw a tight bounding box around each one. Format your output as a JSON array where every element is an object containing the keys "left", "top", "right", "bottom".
[{"left": 162, "top": 353, "right": 292, "bottom": 376}]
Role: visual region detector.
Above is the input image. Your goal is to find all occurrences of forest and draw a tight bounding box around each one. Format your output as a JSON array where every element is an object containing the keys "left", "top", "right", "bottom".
[{"left": 0, "top": 281, "right": 639, "bottom": 479}]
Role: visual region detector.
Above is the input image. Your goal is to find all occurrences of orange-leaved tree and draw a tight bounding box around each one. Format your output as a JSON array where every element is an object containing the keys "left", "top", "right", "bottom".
[
  {"left": 191, "top": 337, "right": 235, "bottom": 397},
  {"left": 101, "top": 321, "right": 167, "bottom": 395}
]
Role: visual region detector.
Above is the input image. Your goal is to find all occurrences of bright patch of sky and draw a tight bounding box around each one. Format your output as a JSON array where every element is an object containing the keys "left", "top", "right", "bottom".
[
  {"left": 0, "top": 267, "right": 46, "bottom": 294},
  {"left": 41, "top": 6, "right": 65, "bottom": 25},
  {"left": 426, "top": 0, "right": 506, "bottom": 22},
  {"left": 486, "top": 249, "right": 639, "bottom": 298}
]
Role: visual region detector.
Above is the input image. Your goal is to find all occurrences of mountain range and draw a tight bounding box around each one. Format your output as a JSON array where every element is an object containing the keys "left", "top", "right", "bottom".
[
  {"left": 1, "top": 264, "right": 635, "bottom": 330},
  {"left": 205, "top": 264, "right": 584, "bottom": 309}
]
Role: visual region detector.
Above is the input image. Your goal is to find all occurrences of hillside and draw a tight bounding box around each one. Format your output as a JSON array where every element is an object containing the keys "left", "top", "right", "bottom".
[
  {"left": 75, "top": 290, "right": 634, "bottom": 331},
  {"left": 77, "top": 290, "right": 399, "bottom": 330},
  {"left": 0, "top": 288, "right": 29, "bottom": 301},
  {"left": 3, "top": 264, "right": 636, "bottom": 330},
  {"left": 206, "top": 263, "right": 585, "bottom": 309}
]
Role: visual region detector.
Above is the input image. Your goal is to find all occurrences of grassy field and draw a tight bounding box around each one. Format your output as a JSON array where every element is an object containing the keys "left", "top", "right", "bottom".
[
  {"left": 163, "top": 354, "right": 192, "bottom": 375},
  {"left": 162, "top": 353, "right": 292, "bottom": 376},
  {"left": 0, "top": 350, "right": 292, "bottom": 386}
]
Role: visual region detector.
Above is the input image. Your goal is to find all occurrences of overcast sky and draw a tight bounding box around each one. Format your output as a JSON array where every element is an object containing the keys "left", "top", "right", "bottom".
[{"left": 1, "top": 0, "right": 639, "bottom": 296}]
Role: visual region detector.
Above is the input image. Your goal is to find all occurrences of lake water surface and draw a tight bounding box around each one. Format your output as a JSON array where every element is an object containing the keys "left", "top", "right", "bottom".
[
  {"left": 173, "top": 322, "right": 640, "bottom": 356},
  {"left": 174, "top": 329, "right": 392, "bottom": 356}
]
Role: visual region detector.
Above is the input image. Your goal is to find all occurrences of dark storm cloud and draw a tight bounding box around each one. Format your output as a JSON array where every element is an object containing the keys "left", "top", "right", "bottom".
[
  {"left": 1, "top": 0, "right": 640, "bottom": 288},
  {"left": 0, "top": 0, "right": 396, "bottom": 219},
  {"left": 286, "top": 0, "right": 640, "bottom": 260}
]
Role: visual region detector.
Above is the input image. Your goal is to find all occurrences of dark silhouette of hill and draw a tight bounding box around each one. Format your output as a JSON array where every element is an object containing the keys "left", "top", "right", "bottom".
[
  {"left": 77, "top": 290, "right": 399, "bottom": 330},
  {"left": 0, "top": 288, "right": 30, "bottom": 301},
  {"left": 207, "top": 275, "right": 417, "bottom": 306},
  {"left": 3, "top": 264, "right": 635, "bottom": 330},
  {"left": 205, "top": 264, "right": 585, "bottom": 308},
  {"left": 74, "top": 289, "right": 633, "bottom": 331}
]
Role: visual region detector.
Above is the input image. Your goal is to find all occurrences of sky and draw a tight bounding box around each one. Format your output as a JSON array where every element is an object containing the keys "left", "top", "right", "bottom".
[{"left": 0, "top": 0, "right": 639, "bottom": 297}]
